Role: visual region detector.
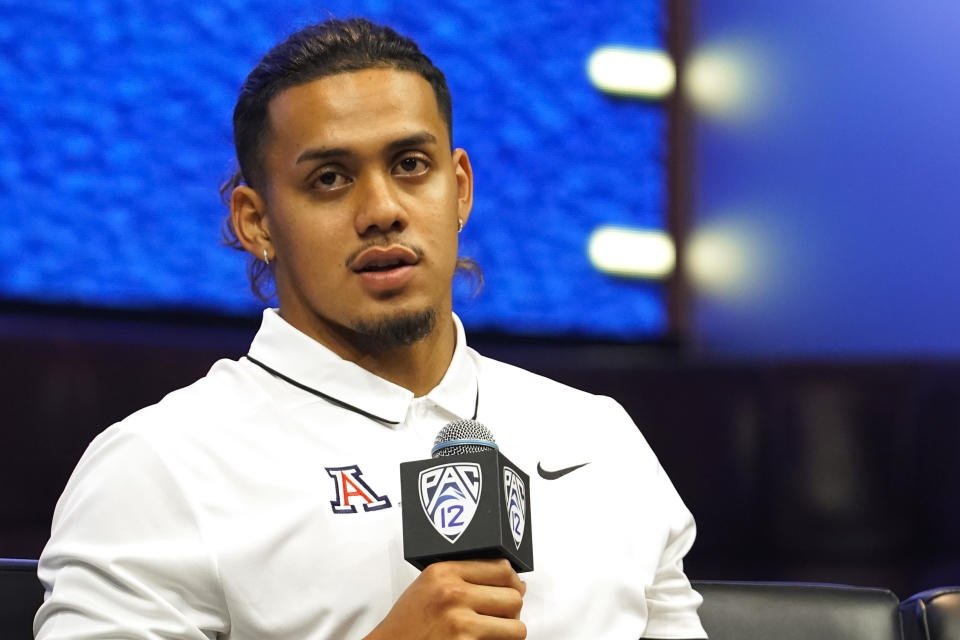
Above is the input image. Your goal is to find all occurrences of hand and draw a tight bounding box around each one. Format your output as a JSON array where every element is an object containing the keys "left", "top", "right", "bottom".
[{"left": 365, "top": 558, "right": 527, "bottom": 640}]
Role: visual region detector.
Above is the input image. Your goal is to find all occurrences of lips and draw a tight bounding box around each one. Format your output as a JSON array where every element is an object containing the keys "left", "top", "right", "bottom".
[
  {"left": 349, "top": 245, "right": 421, "bottom": 293},
  {"left": 350, "top": 245, "right": 420, "bottom": 273}
]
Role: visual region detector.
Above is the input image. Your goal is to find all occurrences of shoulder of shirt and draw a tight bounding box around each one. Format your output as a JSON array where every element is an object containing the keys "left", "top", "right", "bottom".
[
  {"left": 53, "top": 357, "right": 267, "bottom": 518},
  {"left": 467, "top": 348, "right": 659, "bottom": 464},
  {"left": 468, "top": 348, "right": 631, "bottom": 417},
  {"left": 105, "top": 355, "right": 263, "bottom": 443}
]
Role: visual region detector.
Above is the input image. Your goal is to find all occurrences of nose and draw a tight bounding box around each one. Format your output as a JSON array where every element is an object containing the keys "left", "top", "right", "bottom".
[{"left": 353, "top": 170, "right": 408, "bottom": 236}]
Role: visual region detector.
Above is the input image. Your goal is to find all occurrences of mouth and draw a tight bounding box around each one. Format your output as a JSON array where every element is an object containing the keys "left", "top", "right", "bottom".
[{"left": 350, "top": 245, "right": 421, "bottom": 274}]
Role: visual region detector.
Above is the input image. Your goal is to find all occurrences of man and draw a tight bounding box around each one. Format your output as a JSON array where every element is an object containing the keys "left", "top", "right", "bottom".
[{"left": 35, "top": 18, "right": 706, "bottom": 640}]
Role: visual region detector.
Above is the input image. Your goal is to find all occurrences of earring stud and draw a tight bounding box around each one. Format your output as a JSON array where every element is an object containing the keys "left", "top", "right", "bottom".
[
  {"left": 263, "top": 249, "right": 270, "bottom": 265},
  {"left": 457, "top": 218, "right": 464, "bottom": 233}
]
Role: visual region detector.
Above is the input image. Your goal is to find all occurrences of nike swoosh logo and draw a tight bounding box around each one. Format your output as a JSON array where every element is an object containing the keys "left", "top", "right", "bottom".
[{"left": 537, "top": 461, "right": 590, "bottom": 480}]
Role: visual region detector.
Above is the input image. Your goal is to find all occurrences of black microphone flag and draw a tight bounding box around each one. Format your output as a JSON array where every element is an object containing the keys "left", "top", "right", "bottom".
[{"left": 400, "top": 420, "right": 534, "bottom": 572}]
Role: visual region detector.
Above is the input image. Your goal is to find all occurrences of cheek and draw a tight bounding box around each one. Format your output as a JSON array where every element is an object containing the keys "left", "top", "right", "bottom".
[
  {"left": 294, "top": 239, "right": 341, "bottom": 276},
  {"left": 274, "top": 222, "right": 344, "bottom": 278},
  {"left": 422, "top": 218, "right": 459, "bottom": 254}
]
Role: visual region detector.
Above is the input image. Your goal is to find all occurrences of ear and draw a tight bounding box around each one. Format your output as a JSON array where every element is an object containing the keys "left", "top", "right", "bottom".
[
  {"left": 452, "top": 148, "right": 474, "bottom": 228},
  {"left": 230, "top": 185, "right": 272, "bottom": 260}
]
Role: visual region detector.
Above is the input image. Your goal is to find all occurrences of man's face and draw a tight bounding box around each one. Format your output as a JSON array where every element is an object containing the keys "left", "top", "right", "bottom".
[{"left": 257, "top": 68, "right": 472, "bottom": 349}]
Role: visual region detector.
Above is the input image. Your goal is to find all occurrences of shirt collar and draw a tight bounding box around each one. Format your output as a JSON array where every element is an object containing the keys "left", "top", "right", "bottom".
[
  {"left": 424, "top": 313, "right": 479, "bottom": 421},
  {"left": 246, "top": 309, "right": 477, "bottom": 427}
]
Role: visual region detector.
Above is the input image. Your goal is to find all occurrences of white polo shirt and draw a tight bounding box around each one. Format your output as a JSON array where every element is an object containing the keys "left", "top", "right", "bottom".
[{"left": 35, "top": 309, "right": 705, "bottom": 639}]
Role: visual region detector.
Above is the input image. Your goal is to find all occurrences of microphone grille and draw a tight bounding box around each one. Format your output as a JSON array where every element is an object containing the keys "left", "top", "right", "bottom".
[{"left": 432, "top": 419, "right": 497, "bottom": 457}]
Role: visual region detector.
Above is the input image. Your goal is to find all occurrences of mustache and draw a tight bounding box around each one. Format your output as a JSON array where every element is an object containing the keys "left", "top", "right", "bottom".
[{"left": 344, "top": 237, "right": 425, "bottom": 269}]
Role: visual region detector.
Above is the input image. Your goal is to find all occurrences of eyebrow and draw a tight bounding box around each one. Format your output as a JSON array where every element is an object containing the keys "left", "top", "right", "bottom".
[{"left": 295, "top": 131, "right": 438, "bottom": 165}]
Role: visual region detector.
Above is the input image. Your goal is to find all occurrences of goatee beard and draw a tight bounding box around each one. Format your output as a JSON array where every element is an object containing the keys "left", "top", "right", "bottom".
[{"left": 350, "top": 309, "right": 436, "bottom": 351}]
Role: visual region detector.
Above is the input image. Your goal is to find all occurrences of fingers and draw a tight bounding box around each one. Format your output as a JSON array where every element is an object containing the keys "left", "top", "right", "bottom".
[
  {"left": 428, "top": 559, "right": 525, "bottom": 621},
  {"left": 455, "top": 558, "right": 525, "bottom": 593},
  {"left": 466, "top": 583, "right": 523, "bottom": 619},
  {"left": 476, "top": 615, "right": 527, "bottom": 639},
  {"left": 425, "top": 610, "right": 526, "bottom": 640},
  {"left": 367, "top": 559, "right": 527, "bottom": 640}
]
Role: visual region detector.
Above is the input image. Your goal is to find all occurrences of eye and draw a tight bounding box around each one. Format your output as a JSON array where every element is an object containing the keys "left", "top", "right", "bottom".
[
  {"left": 312, "top": 170, "right": 351, "bottom": 191},
  {"left": 394, "top": 155, "right": 429, "bottom": 176}
]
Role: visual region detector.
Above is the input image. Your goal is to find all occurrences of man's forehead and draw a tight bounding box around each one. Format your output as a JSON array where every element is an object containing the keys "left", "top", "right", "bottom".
[{"left": 265, "top": 69, "right": 447, "bottom": 152}]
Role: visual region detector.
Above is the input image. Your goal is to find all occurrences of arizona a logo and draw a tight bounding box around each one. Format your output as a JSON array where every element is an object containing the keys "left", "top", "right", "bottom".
[
  {"left": 503, "top": 467, "right": 526, "bottom": 549},
  {"left": 419, "top": 463, "right": 482, "bottom": 543},
  {"left": 325, "top": 465, "right": 392, "bottom": 514}
]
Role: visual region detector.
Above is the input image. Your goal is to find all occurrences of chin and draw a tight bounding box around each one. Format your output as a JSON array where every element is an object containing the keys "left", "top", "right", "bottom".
[{"left": 349, "top": 307, "right": 437, "bottom": 351}]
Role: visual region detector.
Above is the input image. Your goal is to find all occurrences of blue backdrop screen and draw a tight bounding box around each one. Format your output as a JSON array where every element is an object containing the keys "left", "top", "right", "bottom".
[{"left": 0, "top": 1, "right": 667, "bottom": 339}]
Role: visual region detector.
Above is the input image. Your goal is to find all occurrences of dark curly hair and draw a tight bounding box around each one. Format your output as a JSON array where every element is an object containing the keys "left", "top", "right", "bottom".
[{"left": 220, "top": 17, "right": 481, "bottom": 300}]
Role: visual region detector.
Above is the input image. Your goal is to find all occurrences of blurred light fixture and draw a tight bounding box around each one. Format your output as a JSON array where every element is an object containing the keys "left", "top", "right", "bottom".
[
  {"left": 588, "top": 226, "right": 675, "bottom": 279},
  {"left": 686, "top": 218, "right": 769, "bottom": 297},
  {"left": 587, "top": 46, "right": 675, "bottom": 99},
  {"left": 685, "top": 43, "right": 761, "bottom": 119},
  {"left": 686, "top": 226, "right": 745, "bottom": 293}
]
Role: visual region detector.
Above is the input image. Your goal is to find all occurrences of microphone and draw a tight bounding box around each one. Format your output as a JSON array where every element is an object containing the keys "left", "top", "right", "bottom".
[{"left": 400, "top": 419, "right": 534, "bottom": 572}]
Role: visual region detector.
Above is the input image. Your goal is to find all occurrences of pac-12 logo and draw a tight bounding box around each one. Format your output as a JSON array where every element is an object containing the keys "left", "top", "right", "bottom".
[
  {"left": 419, "top": 463, "right": 482, "bottom": 543},
  {"left": 503, "top": 467, "right": 526, "bottom": 549}
]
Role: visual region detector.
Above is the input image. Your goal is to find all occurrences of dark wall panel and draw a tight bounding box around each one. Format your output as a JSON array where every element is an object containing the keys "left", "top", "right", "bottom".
[{"left": 5, "top": 317, "right": 958, "bottom": 599}]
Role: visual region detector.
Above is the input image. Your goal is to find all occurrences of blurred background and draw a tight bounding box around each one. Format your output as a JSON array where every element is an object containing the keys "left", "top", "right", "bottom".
[{"left": 1, "top": 0, "right": 958, "bottom": 599}]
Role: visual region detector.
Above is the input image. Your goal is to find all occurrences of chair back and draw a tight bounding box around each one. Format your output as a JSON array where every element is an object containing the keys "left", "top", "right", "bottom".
[
  {"left": 692, "top": 580, "right": 902, "bottom": 640},
  {"left": 900, "top": 587, "right": 960, "bottom": 640},
  {"left": 0, "top": 558, "right": 42, "bottom": 639}
]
